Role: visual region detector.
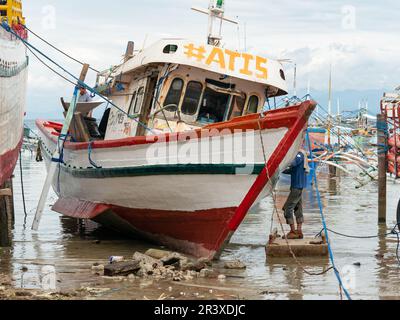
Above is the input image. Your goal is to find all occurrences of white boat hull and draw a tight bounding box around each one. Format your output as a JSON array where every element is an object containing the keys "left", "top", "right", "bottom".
[
  {"left": 36, "top": 102, "right": 315, "bottom": 258},
  {"left": 0, "top": 28, "right": 28, "bottom": 186}
]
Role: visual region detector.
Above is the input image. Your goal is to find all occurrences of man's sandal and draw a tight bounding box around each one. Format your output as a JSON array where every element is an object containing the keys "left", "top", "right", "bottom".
[{"left": 283, "top": 231, "right": 302, "bottom": 240}]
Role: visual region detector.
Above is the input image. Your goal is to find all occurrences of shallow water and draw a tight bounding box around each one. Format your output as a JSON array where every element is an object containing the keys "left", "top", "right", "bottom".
[{"left": 1, "top": 149, "right": 400, "bottom": 300}]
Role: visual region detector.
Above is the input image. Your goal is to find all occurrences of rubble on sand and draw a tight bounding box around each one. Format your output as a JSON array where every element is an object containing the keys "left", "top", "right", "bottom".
[
  {"left": 224, "top": 260, "right": 247, "bottom": 270},
  {"left": 94, "top": 250, "right": 224, "bottom": 282}
]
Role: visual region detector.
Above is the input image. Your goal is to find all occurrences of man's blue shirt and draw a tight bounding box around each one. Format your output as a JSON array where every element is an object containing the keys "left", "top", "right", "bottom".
[{"left": 284, "top": 152, "right": 307, "bottom": 190}]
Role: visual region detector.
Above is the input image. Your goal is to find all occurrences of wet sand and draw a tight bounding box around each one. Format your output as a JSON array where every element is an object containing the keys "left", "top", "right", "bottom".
[{"left": 1, "top": 151, "right": 400, "bottom": 300}]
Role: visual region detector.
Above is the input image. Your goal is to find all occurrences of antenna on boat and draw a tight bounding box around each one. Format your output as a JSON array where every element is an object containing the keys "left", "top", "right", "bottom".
[
  {"left": 328, "top": 63, "right": 333, "bottom": 117},
  {"left": 327, "top": 63, "right": 333, "bottom": 146},
  {"left": 192, "top": 0, "right": 238, "bottom": 46}
]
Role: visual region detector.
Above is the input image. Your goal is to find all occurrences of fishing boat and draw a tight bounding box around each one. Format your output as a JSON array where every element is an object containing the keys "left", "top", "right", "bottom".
[
  {"left": 0, "top": 0, "right": 28, "bottom": 187},
  {"left": 307, "top": 127, "right": 327, "bottom": 153},
  {"left": 36, "top": 0, "right": 316, "bottom": 259}
]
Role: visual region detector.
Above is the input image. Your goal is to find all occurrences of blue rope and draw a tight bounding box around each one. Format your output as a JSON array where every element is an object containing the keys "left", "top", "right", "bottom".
[
  {"left": 88, "top": 141, "right": 102, "bottom": 169},
  {"left": 55, "top": 134, "right": 69, "bottom": 194},
  {"left": 306, "top": 131, "right": 353, "bottom": 301},
  {"left": 0, "top": 21, "right": 155, "bottom": 135}
]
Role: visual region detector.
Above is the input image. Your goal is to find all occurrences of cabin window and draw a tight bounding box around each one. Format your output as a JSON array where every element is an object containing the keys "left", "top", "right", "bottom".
[
  {"left": 163, "top": 45, "right": 178, "bottom": 54},
  {"left": 164, "top": 78, "right": 184, "bottom": 111},
  {"left": 135, "top": 87, "right": 145, "bottom": 113},
  {"left": 197, "top": 88, "right": 230, "bottom": 124},
  {"left": 128, "top": 91, "right": 137, "bottom": 116},
  {"left": 0, "top": 10, "right": 6, "bottom": 16},
  {"left": 181, "top": 81, "right": 203, "bottom": 116},
  {"left": 246, "top": 95, "right": 259, "bottom": 114},
  {"left": 228, "top": 94, "right": 247, "bottom": 120}
]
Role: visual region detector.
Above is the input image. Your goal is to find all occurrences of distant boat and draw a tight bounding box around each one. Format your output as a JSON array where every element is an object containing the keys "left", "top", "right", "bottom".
[
  {"left": 307, "top": 127, "right": 327, "bottom": 153},
  {"left": 0, "top": 1, "right": 28, "bottom": 186},
  {"left": 36, "top": 1, "right": 316, "bottom": 259}
]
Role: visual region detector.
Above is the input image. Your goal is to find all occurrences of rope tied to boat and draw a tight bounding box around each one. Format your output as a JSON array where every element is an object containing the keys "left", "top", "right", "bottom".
[
  {"left": 19, "top": 23, "right": 101, "bottom": 73},
  {"left": 88, "top": 141, "right": 102, "bottom": 169},
  {"left": 257, "top": 115, "right": 352, "bottom": 300},
  {"left": 305, "top": 130, "right": 352, "bottom": 300}
]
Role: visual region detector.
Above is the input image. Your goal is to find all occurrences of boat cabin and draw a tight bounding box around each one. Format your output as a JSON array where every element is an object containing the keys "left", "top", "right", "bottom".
[{"left": 80, "top": 39, "right": 288, "bottom": 141}]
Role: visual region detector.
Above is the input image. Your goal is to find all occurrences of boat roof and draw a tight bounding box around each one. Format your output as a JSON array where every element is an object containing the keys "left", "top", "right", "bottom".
[{"left": 115, "top": 39, "right": 288, "bottom": 96}]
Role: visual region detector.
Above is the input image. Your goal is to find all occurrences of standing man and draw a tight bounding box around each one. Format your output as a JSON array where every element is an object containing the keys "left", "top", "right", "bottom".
[
  {"left": 283, "top": 150, "right": 309, "bottom": 240},
  {"left": 78, "top": 86, "right": 94, "bottom": 103}
]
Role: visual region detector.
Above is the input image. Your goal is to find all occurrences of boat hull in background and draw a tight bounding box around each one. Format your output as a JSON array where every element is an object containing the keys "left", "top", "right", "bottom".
[{"left": 0, "top": 28, "right": 28, "bottom": 186}]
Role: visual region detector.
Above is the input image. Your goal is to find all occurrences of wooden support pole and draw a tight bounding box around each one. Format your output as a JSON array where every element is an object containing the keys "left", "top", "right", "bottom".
[
  {"left": 4, "top": 179, "right": 14, "bottom": 226},
  {"left": 32, "top": 64, "right": 90, "bottom": 231},
  {"left": 377, "top": 114, "right": 387, "bottom": 224},
  {"left": 0, "top": 179, "right": 13, "bottom": 247}
]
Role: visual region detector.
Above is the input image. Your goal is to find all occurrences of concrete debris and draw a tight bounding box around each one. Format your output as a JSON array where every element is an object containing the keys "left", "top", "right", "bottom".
[
  {"left": 97, "top": 250, "right": 227, "bottom": 283},
  {"left": 145, "top": 249, "right": 173, "bottom": 260},
  {"left": 91, "top": 264, "right": 105, "bottom": 274},
  {"left": 161, "top": 252, "right": 188, "bottom": 268},
  {"left": 218, "top": 275, "right": 227, "bottom": 281},
  {"left": 104, "top": 260, "right": 141, "bottom": 277},
  {"left": 199, "top": 268, "right": 217, "bottom": 278},
  {"left": 133, "top": 252, "right": 161, "bottom": 266},
  {"left": 15, "top": 291, "right": 33, "bottom": 297},
  {"left": 224, "top": 260, "right": 247, "bottom": 270}
]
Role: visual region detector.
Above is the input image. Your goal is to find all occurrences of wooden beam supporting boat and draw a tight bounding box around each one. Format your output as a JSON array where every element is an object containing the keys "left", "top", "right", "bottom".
[
  {"left": 32, "top": 64, "right": 90, "bottom": 231},
  {"left": 0, "top": 179, "right": 14, "bottom": 247},
  {"left": 266, "top": 237, "right": 329, "bottom": 258},
  {"left": 377, "top": 114, "right": 387, "bottom": 224}
]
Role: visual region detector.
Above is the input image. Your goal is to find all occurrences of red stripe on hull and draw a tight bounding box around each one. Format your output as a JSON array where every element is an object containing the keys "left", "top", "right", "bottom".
[
  {"left": 0, "top": 136, "right": 23, "bottom": 186},
  {"left": 227, "top": 101, "right": 314, "bottom": 231},
  {"left": 53, "top": 197, "right": 236, "bottom": 259},
  {"left": 46, "top": 101, "right": 316, "bottom": 259},
  {"left": 36, "top": 102, "right": 316, "bottom": 152}
]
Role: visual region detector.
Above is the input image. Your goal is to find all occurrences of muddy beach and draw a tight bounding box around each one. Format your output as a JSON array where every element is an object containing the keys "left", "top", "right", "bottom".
[{"left": 1, "top": 152, "right": 400, "bottom": 300}]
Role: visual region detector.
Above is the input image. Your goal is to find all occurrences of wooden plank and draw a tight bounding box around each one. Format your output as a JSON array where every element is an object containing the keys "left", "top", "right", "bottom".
[
  {"left": 72, "top": 112, "right": 90, "bottom": 142},
  {"left": 0, "top": 182, "right": 11, "bottom": 247},
  {"left": 0, "top": 189, "right": 12, "bottom": 197},
  {"left": 79, "top": 64, "right": 90, "bottom": 84},
  {"left": 32, "top": 64, "right": 90, "bottom": 231},
  {"left": 60, "top": 97, "right": 68, "bottom": 112},
  {"left": 104, "top": 260, "right": 141, "bottom": 277},
  {"left": 377, "top": 114, "right": 387, "bottom": 224},
  {"left": 5, "top": 179, "right": 14, "bottom": 226},
  {"left": 266, "top": 237, "right": 329, "bottom": 258}
]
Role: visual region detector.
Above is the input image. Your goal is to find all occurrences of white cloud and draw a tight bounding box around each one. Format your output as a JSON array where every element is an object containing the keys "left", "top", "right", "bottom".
[{"left": 22, "top": 0, "right": 400, "bottom": 117}]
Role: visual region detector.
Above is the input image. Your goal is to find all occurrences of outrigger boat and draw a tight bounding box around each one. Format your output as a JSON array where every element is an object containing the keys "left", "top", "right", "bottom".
[
  {"left": 0, "top": 0, "right": 28, "bottom": 187},
  {"left": 36, "top": 1, "right": 316, "bottom": 259}
]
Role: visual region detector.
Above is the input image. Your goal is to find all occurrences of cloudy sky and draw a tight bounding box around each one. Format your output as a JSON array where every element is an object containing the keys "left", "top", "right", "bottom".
[{"left": 23, "top": 0, "right": 400, "bottom": 119}]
